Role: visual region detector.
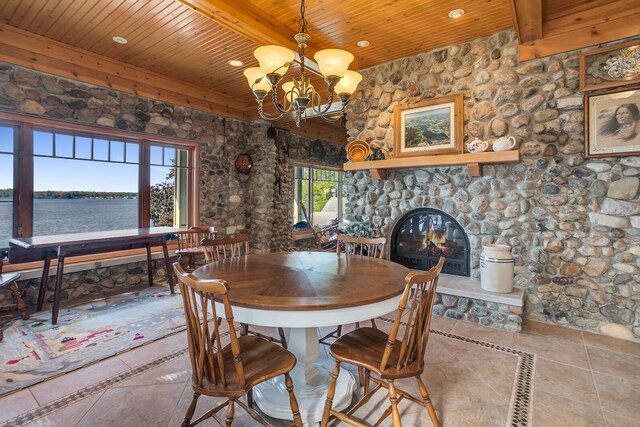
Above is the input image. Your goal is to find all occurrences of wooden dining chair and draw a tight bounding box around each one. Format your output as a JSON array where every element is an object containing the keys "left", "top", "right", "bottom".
[
  {"left": 173, "top": 263, "right": 303, "bottom": 427},
  {"left": 201, "top": 235, "right": 288, "bottom": 349},
  {"left": 0, "top": 262, "right": 29, "bottom": 342},
  {"left": 319, "top": 234, "right": 387, "bottom": 345},
  {"left": 176, "top": 226, "right": 216, "bottom": 271},
  {"left": 321, "top": 257, "right": 445, "bottom": 427}
]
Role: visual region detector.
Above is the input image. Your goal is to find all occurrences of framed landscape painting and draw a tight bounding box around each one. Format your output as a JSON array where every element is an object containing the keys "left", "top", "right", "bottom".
[
  {"left": 585, "top": 85, "right": 640, "bottom": 158},
  {"left": 393, "top": 93, "right": 463, "bottom": 157}
]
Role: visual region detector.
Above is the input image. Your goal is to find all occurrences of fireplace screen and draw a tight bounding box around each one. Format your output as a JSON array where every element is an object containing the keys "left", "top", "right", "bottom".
[{"left": 390, "top": 208, "right": 470, "bottom": 276}]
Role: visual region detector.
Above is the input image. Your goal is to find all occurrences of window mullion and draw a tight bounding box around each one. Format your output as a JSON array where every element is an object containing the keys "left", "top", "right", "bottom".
[{"left": 139, "top": 141, "right": 151, "bottom": 228}]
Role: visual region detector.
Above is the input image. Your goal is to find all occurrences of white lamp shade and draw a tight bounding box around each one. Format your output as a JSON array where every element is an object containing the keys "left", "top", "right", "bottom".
[
  {"left": 314, "top": 49, "right": 354, "bottom": 78},
  {"left": 243, "top": 67, "right": 271, "bottom": 93},
  {"left": 334, "top": 70, "right": 362, "bottom": 95},
  {"left": 281, "top": 81, "right": 295, "bottom": 96},
  {"left": 254, "top": 45, "right": 295, "bottom": 76}
]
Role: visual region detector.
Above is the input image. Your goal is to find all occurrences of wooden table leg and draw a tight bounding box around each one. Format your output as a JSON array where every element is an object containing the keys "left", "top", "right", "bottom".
[
  {"left": 146, "top": 244, "right": 154, "bottom": 286},
  {"left": 37, "top": 252, "right": 52, "bottom": 311},
  {"left": 51, "top": 249, "right": 65, "bottom": 325},
  {"left": 162, "top": 241, "right": 175, "bottom": 294}
]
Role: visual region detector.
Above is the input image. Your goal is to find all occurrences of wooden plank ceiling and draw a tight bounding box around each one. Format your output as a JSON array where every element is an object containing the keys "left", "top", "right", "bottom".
[{"left": 0, "top": 0, "right": 637, "bottom": 139}]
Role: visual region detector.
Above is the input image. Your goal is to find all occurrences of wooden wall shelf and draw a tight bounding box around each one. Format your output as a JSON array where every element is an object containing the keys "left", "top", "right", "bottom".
[{"left": 343, "top": 151, "right": 520, "bottom": 179}]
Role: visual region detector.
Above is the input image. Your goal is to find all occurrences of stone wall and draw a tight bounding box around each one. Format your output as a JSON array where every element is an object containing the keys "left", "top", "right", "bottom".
[
  {"left": 344, "top": 30, "right": 640, "bottom": 340},
  {"left": 0, "top": 61, "right": 340, "bottom": 307}
]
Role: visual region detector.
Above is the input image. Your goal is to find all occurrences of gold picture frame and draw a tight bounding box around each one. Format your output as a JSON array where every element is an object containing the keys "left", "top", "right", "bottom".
[
  {"left": 393, "top": 93, "right": 463, "bottom": 158},
  {"left": 580, "top": 40, "right": 640, "bottom": 92}
]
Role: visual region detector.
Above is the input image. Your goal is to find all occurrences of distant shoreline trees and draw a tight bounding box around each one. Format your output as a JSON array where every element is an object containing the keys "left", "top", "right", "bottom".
[{"left": 0, "top": 189, "right": 137, "bottom": 199}]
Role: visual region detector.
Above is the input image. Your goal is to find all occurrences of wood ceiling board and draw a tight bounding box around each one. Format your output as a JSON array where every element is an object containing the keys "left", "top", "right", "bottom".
[
  {"left": 511, "top": 0, "right": 542, "bottom": 43},
  {"left": 542, "top": 0, "right": 615, "bottom": 21},
  {"left": 542, "top": 0, "right": 640, "bottom": 37}
]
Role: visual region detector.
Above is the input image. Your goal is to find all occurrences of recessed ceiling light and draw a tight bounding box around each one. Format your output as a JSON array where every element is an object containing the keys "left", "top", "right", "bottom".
[
  {"left": 228, "top": 59, "right": 244, "bottom": 67},
  {"left": 448, "top": 9, "right": 465, "bottom": 18},
  {"left": 112, "top": 36, "right": 128, "bottom": 44},
  {"left": 357, "top": 40, "right": 370, "bottom": 47}
]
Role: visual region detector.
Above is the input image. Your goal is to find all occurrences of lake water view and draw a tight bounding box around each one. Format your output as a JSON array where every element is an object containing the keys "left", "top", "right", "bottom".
[{"left": 0, "top": 198, "right": 138, "bottom": 248}]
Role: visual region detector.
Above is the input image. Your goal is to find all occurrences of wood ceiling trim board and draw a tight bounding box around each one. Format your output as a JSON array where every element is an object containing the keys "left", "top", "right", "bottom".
[
  {"left": 0, "top": 24, "right": 248, "bottom": 115},
  {"left": 543, "top": 0, "right": 614, "bottom": 21},
  {"left": 519, "top": 12, "right": 640, "bottom": 61},
  {"left": 543, "top": 0, "right": 640, "bottom": 37},
  {"left": 58, "top": 0, "right": 125, "bottom": 46},
  {"left": 511, "top": 0, "right": 542, "bottom": 43}
]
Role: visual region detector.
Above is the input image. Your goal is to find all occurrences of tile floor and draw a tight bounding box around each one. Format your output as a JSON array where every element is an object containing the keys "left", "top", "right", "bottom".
[{"left": 1, "top": 316, "right": 639, "bottom": 427}]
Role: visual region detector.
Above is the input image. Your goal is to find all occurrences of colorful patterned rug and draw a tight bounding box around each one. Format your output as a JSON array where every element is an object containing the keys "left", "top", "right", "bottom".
[{"left": 0, "top": 288, "right": 186, "bottom": 397}]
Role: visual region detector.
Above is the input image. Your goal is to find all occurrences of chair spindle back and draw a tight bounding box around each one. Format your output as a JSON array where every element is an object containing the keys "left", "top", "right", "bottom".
[
  {"left": 173, "top": 263, "right": 245, "bottom": 390},
  {"left": 380, "top": 257, "right": 444, "bottom": 373},
  {"left": 336, "top": 234, "right": 386, "bottom": 259},
  {"left": 178, "top": 226, "right": 216, "bottom": 251},
  {"left": 201, "top": 235, "right": 250, "bottom": 262}
]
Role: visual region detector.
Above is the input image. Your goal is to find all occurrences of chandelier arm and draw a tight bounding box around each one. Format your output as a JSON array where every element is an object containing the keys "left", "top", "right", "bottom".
[
  {"left": 270, "top": 86, "right": 290, "bottom": 114},
  {"left": 257, "top": 98, "right": 286, "bottom": 121},
  {"left": 310, "top": 91, "right": 339, "bottom": 115}
]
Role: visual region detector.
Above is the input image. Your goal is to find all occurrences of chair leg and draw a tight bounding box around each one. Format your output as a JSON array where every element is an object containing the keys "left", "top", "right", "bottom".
[
  {"left": 321, "top": 361, "right": 341, "bottom": 427},
  {"left": 226, "top": 398, "right": 235, "bottom": 427},
  {"left": 0, "top": 327, "right": 3, "bottom": 342},
  {"left": 417, "top": 377, "right": 440, "bottom": 427},
  {"left": 363, "top": 369, "right": 371, "bottom": 395},
  {"left": 370, "top": 319, "right": 377, "bottom": 329},
  {"left": 388, "top": 380, "right": 402, "bottom": 427},
  {"left": 278, "top": 327, "right": 288, "bottom": 349},
  {"left": 336, "top": 325, "right": 342, "bottom": 337},
  {"left": 10, "top": 282, "right": 29, "bottom": 320},
  {"left": 284, "top": 373, "right": 303, "bottom": 427},
  {"left": 182, "top": 392, "right": 200, "bottom": 427},
  {"left": 240, "top": 323, "right": 249, "bottom": 336},
  {"left": 247, "top": 387, "right": 253, "bottom": 408}
]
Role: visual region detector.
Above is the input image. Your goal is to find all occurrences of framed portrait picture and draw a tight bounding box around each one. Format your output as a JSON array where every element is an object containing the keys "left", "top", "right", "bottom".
[
  {"left": 585, "top": 85, "right": 640, "bottom": 158},
  {"left": 393, "top": 93, "right": 463, "bottom": 157},
  {"left": 580, "top": 40, "right": 640, "bottom": 92}
]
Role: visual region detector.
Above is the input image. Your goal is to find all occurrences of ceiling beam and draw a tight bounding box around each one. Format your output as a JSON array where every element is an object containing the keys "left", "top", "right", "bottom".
[
  {"left": 0, "top": 24, "right": 248, "bottom": 120},
  {"left": 175, "top": 0, "right": 323, "bottom": 75},
  {"left": 511, "top": 0, "right": 542, "bottom": 43}
]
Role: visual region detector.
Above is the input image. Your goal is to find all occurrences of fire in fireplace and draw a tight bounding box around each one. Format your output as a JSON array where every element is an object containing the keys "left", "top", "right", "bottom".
[{"left": 390, "top": 208, "right": 470, "bottom": 276}]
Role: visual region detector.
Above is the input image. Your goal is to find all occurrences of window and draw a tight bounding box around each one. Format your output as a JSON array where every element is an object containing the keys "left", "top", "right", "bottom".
[
  {"left": 0, "top": 113, "right": 198, "bottom": 252},
  {"left": 293, "top": 164, "right": 345, "bottom": 226}
]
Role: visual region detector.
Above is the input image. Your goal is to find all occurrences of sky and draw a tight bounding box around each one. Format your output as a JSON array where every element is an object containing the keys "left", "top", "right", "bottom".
[{"left": 0, "top": 127, "right": 178, "bottom": 192}]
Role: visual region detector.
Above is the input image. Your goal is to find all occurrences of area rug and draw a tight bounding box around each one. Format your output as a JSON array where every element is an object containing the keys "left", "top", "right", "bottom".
[{"left": 0, "top": 288, "right": 186, "bottom": 397}]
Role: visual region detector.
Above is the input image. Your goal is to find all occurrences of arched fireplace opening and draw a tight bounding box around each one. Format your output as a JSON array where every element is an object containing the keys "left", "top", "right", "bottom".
[{"left": 390, "top": 208, "right": 470, "bottom": 276}]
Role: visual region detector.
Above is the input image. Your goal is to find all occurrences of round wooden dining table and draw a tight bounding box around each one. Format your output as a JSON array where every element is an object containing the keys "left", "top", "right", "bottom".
[{"left": 192, "top": 251, "right": 411, "bottom": 425}]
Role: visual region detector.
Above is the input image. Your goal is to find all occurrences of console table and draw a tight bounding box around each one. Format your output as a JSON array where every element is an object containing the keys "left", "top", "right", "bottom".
[{"left": 8, "top": 227, "right": 182, "bottom": 324}]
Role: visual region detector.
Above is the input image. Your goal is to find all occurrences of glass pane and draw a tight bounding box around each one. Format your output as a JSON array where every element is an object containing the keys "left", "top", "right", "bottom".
[
  {"left": 75, "top": 137, "right": 92, "bottom": 159},
  {"left": 294, "top": 166, "right": 309, "bottom": 179},
  {"left": 55, "top": 134, "right": 74, "bottom": 158},
  {"left": 126, "top": 143, "right": 139, "bottom": 164},
  {"left": 110, "top": 140, "right": 125, "bottom": 162},
  {"left": 175, "top": 148, "right": 189, "bottom": 167},
  {"left": 150, "top": 165, "right": 176, "bottom": 227},
  {"left": 0, "top": 127, "right": 13, "bottom": 153},
  {"left": 0, "top": 152, "right": 12, "bottom": 249},
  {"left": 150, "top": 145, "right": 163, "bottom": 165},
  {"left": 93, "top": 139, "right": 109, "bottom": 161},
  {"left": 164, "top": 147, "right": 176, "bottom": 166},
  {"left": 312, "top": 177, "right": 338, "bottom": 226},
  {"left": 33, "top": 131, "right": 53, "bottom": 156},
  {"left": 293, "top": 179, "right": 309, "bottom": 224},
  {"left": 33, "top": 157, "right": 138, "bottom": 236},
  {"left": 341, "top": 180, "right": 347, "bottom": 222}
]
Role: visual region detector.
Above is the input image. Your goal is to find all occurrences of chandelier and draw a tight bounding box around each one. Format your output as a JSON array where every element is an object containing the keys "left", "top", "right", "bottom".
[{"left": 243, "top": 0, "right": 362, "bottom": 127}]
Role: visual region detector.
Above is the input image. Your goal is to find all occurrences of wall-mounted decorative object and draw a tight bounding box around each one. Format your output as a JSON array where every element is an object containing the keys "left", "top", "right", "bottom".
[
  {"left": 234, "top": 152, "right": 253, "bottom": 174},
  {"left": 393, "top": 93, "right": 463, "bottom": 157},
  {"left": 580, "top": 40, "right": 640, "bottom": 91},
  {"left": 585, "top": 85, "right": 640, "bottom": 158},
  {"left": 345, "top": 139, "right": 370, "bottom": 162}
]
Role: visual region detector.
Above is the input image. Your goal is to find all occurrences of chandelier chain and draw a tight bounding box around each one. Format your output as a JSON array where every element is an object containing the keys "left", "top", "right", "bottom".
[{"left": 298, "top": 0, "right": 307, "bottom": 33}]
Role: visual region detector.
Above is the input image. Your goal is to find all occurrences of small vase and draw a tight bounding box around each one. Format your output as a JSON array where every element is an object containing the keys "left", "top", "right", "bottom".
[{"left": 480, "top": 244, "right": 514, "bottom": 293}]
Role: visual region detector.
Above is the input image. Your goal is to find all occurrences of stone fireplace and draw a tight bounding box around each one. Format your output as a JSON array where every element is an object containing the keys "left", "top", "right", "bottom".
[{"left": 390, "top": 208, "right": 470, "bottom": 276}]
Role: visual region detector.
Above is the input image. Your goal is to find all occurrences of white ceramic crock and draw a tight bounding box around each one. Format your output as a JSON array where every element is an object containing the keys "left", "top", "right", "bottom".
[{"left": 480, "top": 244, "right": 514, "bottom": 293}]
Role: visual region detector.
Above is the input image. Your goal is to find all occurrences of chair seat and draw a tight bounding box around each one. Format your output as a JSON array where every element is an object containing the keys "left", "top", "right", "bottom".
[
  {"left": 194, "top": 336, "right": 297, "bottom": 397},
  {"left": 176, "top": 248, "right": 206, "bottom": 255},
  {"left": 329, "top": 327, "right": 421, "bottom": 379},
  {"left": 0, "top": 273, "right": 20, "bottom": 287}
]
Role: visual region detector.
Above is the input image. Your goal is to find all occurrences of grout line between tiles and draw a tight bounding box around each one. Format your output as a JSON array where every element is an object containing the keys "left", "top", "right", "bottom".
[
  {"left": 584, "top": 334, "right": 608, "bottom": 427},
  {"left": 72, "top": 391, "right": 105, "bottom": 427}
]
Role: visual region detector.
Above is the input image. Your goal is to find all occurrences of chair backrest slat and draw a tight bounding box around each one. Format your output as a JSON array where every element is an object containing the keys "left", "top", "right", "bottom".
[
  {"left": 178, "top": 226, "right": 216, "bottom": 251},
  {"left": 379, "top": 257, "right": 444, "bottom": 373},
  {"left": 202, "top": 235, "right": 250, "bottom": 262},
  {"left": 174, "top": 263, "right": 245, "bottom": 390},
  {"left": 336, "top": 234, "right": 386, "bottom": 259}
]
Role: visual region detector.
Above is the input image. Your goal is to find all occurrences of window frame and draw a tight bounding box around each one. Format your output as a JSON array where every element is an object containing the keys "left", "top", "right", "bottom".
[
  {"left": 292, "top": 161, "right": 344, "bottom": 226},
  {"left": 0, "top": 111, "right": 200, "bottom": 261}
]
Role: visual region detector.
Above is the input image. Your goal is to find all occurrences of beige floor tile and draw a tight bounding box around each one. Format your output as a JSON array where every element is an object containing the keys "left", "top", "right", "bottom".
[
  {"left": 113, "top": 354, "right": 192, "bottom": 388},
  {"left": 583, "top": 331, "right": 640, "bottom": 358},
  {"left": 602, "top": 410, "right": 639, "bottom": 427},
  {"left": 22, "top": 392, "right": 104, "bottom": 427},
  {"left": 534, "top": 358, "right": 600, "bottom": 407},
  {"left": 0, "top": 389, "right": 40, "bottom": 424},
  {"left": 76, "top": 383, "right": 184, "bottom": 427},
  {"left": 450, "top": 321, "right": 517, "bottom": 347},
  {"left": 117, "top": 332, "right": 187, "bottom": 368},
  {"left": 429, "top": 315, "right": 457, "bottom": 333},
  {"left": 593, "top": 372, "right": 640, "bottom": 419},
  {"left": 461, "top": 357, "right": 518, "bottom": 399},
  {"left": 522, "top": 320, "right": 584, "bottom": 343},
  {"left": 430, "top": 332, "right": 513, "bottom": 363},
  {"left": 587, "top": 346, "right": 640, "bottom": 384},
  {"left": 343, "top": 388, "right": 426, "bottom": 427},
  {"left": 29, "top": 357, "right": 130, "bottom": 405},
  {"left": 438, "top": 404, "right": 508, "bottom": 427},
  {"left": 533, "top": 390, "right": 605, "bottom": 427},
  {"left": 514, "top": 332, "right": 590, "bottom": 369}
]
